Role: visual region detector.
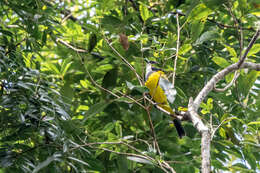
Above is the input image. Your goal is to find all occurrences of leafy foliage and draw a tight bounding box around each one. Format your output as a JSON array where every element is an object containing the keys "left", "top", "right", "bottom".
[{"left": 0, "top": 0, "right": 259, "bottom": 172}]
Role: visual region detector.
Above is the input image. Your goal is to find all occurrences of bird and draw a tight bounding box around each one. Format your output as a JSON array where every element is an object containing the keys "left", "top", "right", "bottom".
[{"left": 145, "top": 59, "right": 185, "bottom": 138}]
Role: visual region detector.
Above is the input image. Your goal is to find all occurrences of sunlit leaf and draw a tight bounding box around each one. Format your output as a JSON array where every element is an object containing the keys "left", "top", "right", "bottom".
[
  {"left": 188, "top": 3, "right": 212, "bottom": 21},
  {"left": 127, "top": 156, "right": 153, "bottom": 165}
]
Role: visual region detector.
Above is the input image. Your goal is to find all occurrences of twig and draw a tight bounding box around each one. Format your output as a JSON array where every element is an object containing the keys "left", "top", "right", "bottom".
[
  {"left": 145, "top": 108, "right": 161, "bottom": 156},
  {"left": 211, "top": 117, "right": 235, "bottom": 140},
  {"left": 56, "top": 38, "right": 88, "bottom": 53},
  {"left": 114, "top": 89, "right": 146, "bottom": 109},
  {"left": 104, "top": 36, "right": 143, "bottom": 85},
  {"left": 227, "top": 3, "right": 244, "bottom": 58},
  {"left": 206, "top": 19, "right": 254, "bottom": 31},
  {"left": 5, "top": 38, "right": 27, "bottom": 55},
  {"left": 61, "top": 12, "right": 73, "bottom": 23},
  {"left": 237, "top": 29, "right": 260, "bottom": 68},
  {"left": 214, "top": 71, "right": 240, "bottom": 92},
  {"left": 80, "top": 141, "right": 175, "bottom": 173},
  {"left": 172, "top": 13, "right": 180, "bottom": 87}
]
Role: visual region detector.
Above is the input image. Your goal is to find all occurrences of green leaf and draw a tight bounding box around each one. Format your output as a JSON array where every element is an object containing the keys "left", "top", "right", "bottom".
[
  {"left": 212, "top": 56, "right": 230, "bottom": 68},
  {"left": 188, "top": 3, "right": 212, "bottom": 22},
  {"left": 102, "top": 68, "right": 118, "bottom": 89},
  {"left": 238, "top": 0, "right": 248, "bottom": 14},
  {"left": 238, "top": 71, "right": 260, "bottom": 96},
  {"left": 247, "top": 44, "right": 260, "bottom": 57},
  {"left": 83, "top": 101, "right": 110, "bottom": 121},
  {"left": 117, "top": 156, "right": 128, "bottom": 173},
  {"left": 127, "top": 156, "right": 153, "bottom": 165},
  {"left": 115, "top": 121, "right": 122, "bottom": 137},
  {"left": 179, "top": 44, "right": 192, "bottom": 55},
  {"left": 201, "top": 0, "right": 225, "bottom": 10},
  {"left": 126, "top": 81, "right": 148, "bottom": 93},
  {"left": 139, "top": 4, "right": 151, "bottom": 21},
  {"left": 194, "top": 29, "right": 219, "bottom": 45},
  {"left": 248, "top": 121, "right": 260, "bottom": 125},
  {"left": 32, "top": 153, "right": 61, "bottom": 173},
  {"left": 60, "top": 81, "right": 74, "bottom": 103},
  {"left": 88, "top": 33, "right": 97, "bottom": 53},
  {"left": 61, "top": 58, "right": 72, "bottom": 76},
  {"left": 223, "top": 44, "right": 237, "bottom": 58},
  {"left": 191, "top": 20, "right": 205, "bottom": 41},
  {"left": 67, "top": 156, "right": 89, "bottom": 167},
  {"left": 95, "top": 64, "right": 114, "bottom": 73}
]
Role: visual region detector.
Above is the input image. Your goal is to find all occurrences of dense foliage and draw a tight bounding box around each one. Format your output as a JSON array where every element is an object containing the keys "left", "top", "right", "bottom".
[{"left": 0, "top": 0, "right": 259, "bottom": 172}]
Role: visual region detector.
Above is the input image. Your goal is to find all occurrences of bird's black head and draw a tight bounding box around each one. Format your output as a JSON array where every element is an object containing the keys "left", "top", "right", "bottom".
[{"left": 144, "top": 58, "right": 159, "bottom": 65}]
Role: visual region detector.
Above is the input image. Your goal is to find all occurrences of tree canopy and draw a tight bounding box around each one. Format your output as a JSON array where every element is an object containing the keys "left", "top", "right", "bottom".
[{"left": 0, "top": 0, "right": 260, "bottom": 173}]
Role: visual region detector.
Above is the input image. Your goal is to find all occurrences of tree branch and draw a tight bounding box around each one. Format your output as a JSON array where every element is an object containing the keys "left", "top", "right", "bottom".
[
  {"left": 56, "top": 38, "right": 88, "bottom": 53},
  {"left": 188, "top": 98, "right": 210, "bottom": 173},
  {"left": 172, "top": 13, "right": 180, "bottom": 87},
  {"left": 193, "top": 29, "right": 260, "bottom": 112}
]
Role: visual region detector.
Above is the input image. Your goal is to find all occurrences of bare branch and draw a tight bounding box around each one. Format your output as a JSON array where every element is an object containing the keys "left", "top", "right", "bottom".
[
  {"left": 56, "top": 38, "right": 88, "bottom": 53},
  {"left": 145, "top": 108, "right": 161, "bottom": 156},
  {"left": 214, "top": 71, "right": 240, "bottom": 92},
  {"left": 237, "top": 29, "right": 260, "bottom": 68},
  {"left": 172, "top": 13, "right": 180, "bottom": 87},
  {"left": 227, "top": 3, "right": 244, "bottom": 59}
]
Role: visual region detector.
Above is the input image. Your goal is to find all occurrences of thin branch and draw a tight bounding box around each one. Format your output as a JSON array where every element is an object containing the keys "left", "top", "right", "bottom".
[
  {"left": 104, "top": 36, "right": 143, "bottom": 85},
  {"left": 206, "top": 18, "right": 254, "bottom": 31},
  {"left": 211, "top": 117, "right": 235, "bottom": 140},
  {"left": 172, "top": 13, "right": 180, "bottom": 87},
  {"left": 5, "top": 38, "right": 27, "bottom": 55},
  {"left": 214, "top": 71, "right": 240, "bottom": 92},
  {"left": 79, "top": 141, "right": 175, "bottom": 173},
  {"left": 114, "top": 89, "right": 146, "bottom": 109},
  {"left": 145, "top": 108, "right": 161, "bottom": 156},
  {"left": 227, "top": 3, "right": 244, "bottom": 58},
  {"left": 237, "top": 29, "right": 260, "bottom": 68},
  {"left": 61, "top": 12, "right": 73, "bottom": 24},
  {"left": 56, "top": 38, "right": 88, "bottom": 53}
]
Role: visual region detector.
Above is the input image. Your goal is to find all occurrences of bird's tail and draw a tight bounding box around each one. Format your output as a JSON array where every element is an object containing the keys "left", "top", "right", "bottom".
[{"left": 173, "top": 119, "right": 185, "bottom": 138}]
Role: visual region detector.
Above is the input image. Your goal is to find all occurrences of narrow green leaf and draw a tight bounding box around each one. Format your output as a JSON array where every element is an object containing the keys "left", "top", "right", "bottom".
[
  {"left": 179, "top": 44, "right": 192, "bottom": 55},
  {"left": 61, "top": 58, "right": 73, "bottom": 76},
  {"left": 67, "top": 157, "right": 89, "bottom": 166},
  {"left": 212, "top": 56, "right": 230, "bottom": 68},
  {"left": 32, "top": 154, "right": 61, "bottom": 173},
  {"left": 238, "top": 71, "right": 260, "bottom": 96},
  {"left": 248, "top": 121, "right": 260, "bottom": 125},
  {"left": 194, "top": 29, "right": 219, "bottom": 45},
  {"left": 127, "top": 156, "right": 153, "bottom": 165},
  {"left": 126, "top": 81, "right": 148, "bottom": 93},
  {"left": 223, "top": 44, "right": 237, "bottom": 58}
]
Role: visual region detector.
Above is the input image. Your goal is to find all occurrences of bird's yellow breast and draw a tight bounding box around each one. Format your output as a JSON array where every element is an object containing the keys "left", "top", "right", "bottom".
[{"left": 145, "top": 71, "right": 173, "bottom": 114}]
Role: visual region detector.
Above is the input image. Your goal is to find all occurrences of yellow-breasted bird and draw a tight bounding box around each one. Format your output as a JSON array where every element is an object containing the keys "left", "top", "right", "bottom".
[{"left": 145, "top": 59, "right": 185, "bottom": 138}]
